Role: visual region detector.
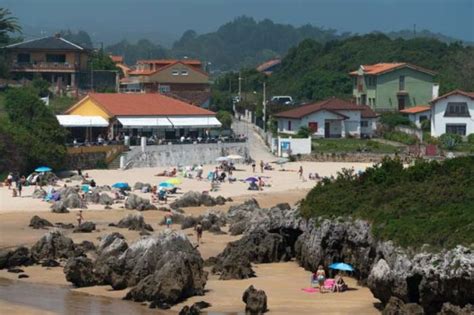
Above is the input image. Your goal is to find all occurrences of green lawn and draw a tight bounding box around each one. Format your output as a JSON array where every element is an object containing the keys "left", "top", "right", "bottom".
[
  {"left": 0, "top": 92, "right": 6, "bottom": 119},
  {"left": 312, "top": 138, "right": 400, "bottom": 154},
  {"left": 49, "top": 95, "right": 76, "bottom": 114}
]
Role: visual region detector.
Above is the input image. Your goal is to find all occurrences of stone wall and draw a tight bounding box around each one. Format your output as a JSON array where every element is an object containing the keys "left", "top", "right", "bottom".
[
  {"left": 298, "top": 152, "right": 414, "bottom": 164},
  {"left": 123, "top": 142, "right": 249, "bottom": 168},
  {"left": 65, "top": 152, "right": 106, "bottom": 170}
]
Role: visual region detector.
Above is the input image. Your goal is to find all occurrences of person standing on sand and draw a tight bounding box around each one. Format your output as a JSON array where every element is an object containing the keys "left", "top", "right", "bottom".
[
  {"left": 260, "top": 160, "right": 264, "bottom": 173},
  {"left": 298, "top": 166, "right": 303, "bottom": 180},
  {"left": 252, "top": 162, "right": 256, "bottom": 173},
  {"left": 165, "top": 213, "right": 172, "bottom": 229},
  {"left": 316, "top": 265, "right": 326, "bottom": 291},
  {"left": 195, "top": 222, "right": 203, "bottom": 244},
  {"left": 77, "top": 210, "right": 84, "bottom": 226}
]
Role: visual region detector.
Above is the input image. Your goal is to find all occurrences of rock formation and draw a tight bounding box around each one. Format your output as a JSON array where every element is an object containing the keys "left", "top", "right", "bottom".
[
  {"left": 115, "top": 212, "right": 153, "bottom": 231},
  {"left": 169, "top": 191, "right": 226, "bottom": 209},
  {"left": 64, "top": 256, "right": 98, "bottom": 287},
  {"left": 125, "top": 194, "right": 157, "bottom": 211},
  {"left": 242, "top": 285, "right": 268, "bottom": 315},
  {"left": 30, "top": 230, "right": 77, "bottom": 261},
  {"left": 73, "top": 221, "right": 96, "bottom": 233},
  {"left": 0, "top": 247, "right": 34, "bottom": 269},
  {"left": 29, "top": 215, "right": 53, "bottom": 229}
]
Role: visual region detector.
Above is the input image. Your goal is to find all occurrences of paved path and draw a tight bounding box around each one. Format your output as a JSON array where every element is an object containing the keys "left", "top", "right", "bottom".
[{"left": 232, "top": 120, "right": 275, "bottom": 161}]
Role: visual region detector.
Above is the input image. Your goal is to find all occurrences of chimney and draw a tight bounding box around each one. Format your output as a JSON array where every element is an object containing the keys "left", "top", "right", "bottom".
[{"left": 432, "top": 83, "right": 439, "bottom": 99}]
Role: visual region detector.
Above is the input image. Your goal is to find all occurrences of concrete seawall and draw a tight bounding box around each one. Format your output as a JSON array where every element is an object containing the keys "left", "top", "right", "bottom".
[{"left": 123, "top": 142, "right": 249, "bottom": 168}]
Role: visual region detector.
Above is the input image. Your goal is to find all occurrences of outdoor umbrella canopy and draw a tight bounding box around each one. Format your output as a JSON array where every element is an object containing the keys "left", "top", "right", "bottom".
[
  {"left": 216, "top": 156, "right": 229, "bottom": 162},
  {"left": 273, "top": 158, "right": 289, "bottom": 165},
  {"left": 329, "top": 263, "right": 354, "bottom": 272},
  {"left": 245, "top": 177, "right": 259, "bottom": 182},
  {"left": 166, "top": 178, "right": 182, "bottom": 185},
  {"left": 226, "top": 154, "right": 244, "bottom": 160},
  {"left": 159, "top": 182, "right": 175, "bottom": 188},
  {"left": 35, "top": 166, "right": 52, "bottom": 172},
  {"left": 112, "top": 182, "right": 130, "bottom": 189}
]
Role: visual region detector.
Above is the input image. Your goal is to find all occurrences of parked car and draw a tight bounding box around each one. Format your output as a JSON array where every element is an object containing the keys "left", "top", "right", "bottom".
[{"left": 271, "top": 96, "right": 294, "bottom": 105}]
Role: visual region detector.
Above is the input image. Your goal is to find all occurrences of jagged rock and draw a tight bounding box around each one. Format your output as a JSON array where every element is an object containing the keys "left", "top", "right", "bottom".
[
  {"left": 77, "top": 240, "right": 96, "bottom": 252},
  {"left": 32, "top": 188, "right": 47, "bottom": 199},
  {"left": 179, "top": 301, "right": 211, "bottom": 315},
  {"left": 99, "top": 193, "right": 113, "bottom": 205},
  {"left": 0, "top": 247, "right": 33, "bottom": 269},
  {"left": 30, "top": 230, "right": 76, "bottom": 261},
  {"left": 203, "top": 256, "right": 219, "bottom": 267},
  {"left": 382, "top": 297, "right": 425, "bottom": 315},
  {"left": 18, "top": 274, "right": 29, "bottom": 279},
  {"left": 73, "top": 221, "right": 96, "bottom": 233},
  {"left": 50, "top": 201, "right": 69, "bottom": 213},
  {"left": 41, "top": 259, "right": 60, "bottom": 267},
  {"left": 133, "top": 182, "right": 144, "bottom": 190},
  {"left": 215, "top": 195, "right": 226, "bottom": 205},
  {"left": 226, "top": 199, "right": 262, "bottom": 235},
  {"left": 7, "top": 267, "right": 24, "bottom": 273},
  {"left": 64, "top": 256, "right": 97, "bottom": 287},
  {"left": 437, "top": 303, "right": 474, "bottom": 315},
  {"left": 86, "top": 191, "right": 100, "bottom": 204},
  {"left": 93, "top": 233, "right": 129, "bottom": 289},
  {"left": 63, "top": 193, "right": 86, "bottom": 209},
  {"left": 69, "top": 175, "right": 84, "bottom": 181},
  {"left": 125, "top": 194, "right": 155, "bottom": 211},
  {"left": 140, "top": 230, "right": 151, "bottom": 236},
  {"left": 116, "top": 213, "right": 153, "bottom": 231},
  {"left": 229, "top": 221, "right": 248, "bottom": 235},
  {"left": 29, "top": 215, "right": 53, "bottom": 229},
  {"left": 95, "top": 185, "right": 111, "bottom": 193},
  {"left": 213, "top": 255, "right": 255, "bottom": 280},
  {"left": 274, "top": 203, "right": 291, "bottom": 210},
  {"left": 181, "top": 216, "right": 197, "bottom": 229},
  {"left": 181, "top": 211, "right": 226, "bottom": 231},
  {"left": 242, "top": 285, "right": 268, "bottom": 315},
  {"left": 209, "top": 224, "right": 225, "bottom": 234},
  {"left": 55, "top": 222, "right": 74, "bottom": 229},
  {"left": 169, "top": 191, "right": 226, "bottom": 209},
  {"left": 159, "top": 211, "right": 186, "bottom": 226}
]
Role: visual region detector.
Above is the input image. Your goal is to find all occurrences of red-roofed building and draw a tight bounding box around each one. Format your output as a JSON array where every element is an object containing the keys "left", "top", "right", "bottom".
[
  {"left": 122, "top": 59, "right": 210, "bottom": 94},
  {"left": 62, "top": 92, "right": 221, "bottom": 142},
  {"left": 273, "top": 97, "right": 377, "bottom": 138},
  {"left": 400, "top": 105, "right": 431, "bottom": 128},
  {"left": 349, "top": 62, "right": 437, "bottom": 112}
]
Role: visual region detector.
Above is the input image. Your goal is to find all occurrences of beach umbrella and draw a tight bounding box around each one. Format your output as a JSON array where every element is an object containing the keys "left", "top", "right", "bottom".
[
  {"left": 166, "top": 178, "right": 182, "bottom": 185},
  {"left": 112, "top": 182, "right": 130, "bottom": 189},
  {"left": 227, "top": 154, "right": 244, "bottom": 160},
  {"left": 273, "top": 158, "right": 289, "bottom": 165},
  {"left": 159, "top": 182, "right": 175, "bottom": 188},
  {"left": 216, "top": 156, "right": 229, "bottom": 162},
  {"left": 245, "top": 177, "right": 259, "bottom": 182},
  {"left": 329, "top": 262, "right": 354, "bottom": 272},
  {"left": 35, "top": 166, "right": 52, "bottom": 172}
]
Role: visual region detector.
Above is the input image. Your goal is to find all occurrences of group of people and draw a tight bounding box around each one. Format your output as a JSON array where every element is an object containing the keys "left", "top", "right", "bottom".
[
  {"left": 4, "top": 172, "right": 26, "bottom": 197},
  {"left": 251, "top": 160, "right": 273, "bottom": 173},
  {"left": 311, "top": 265, "right": 348, "bottom": 293}
]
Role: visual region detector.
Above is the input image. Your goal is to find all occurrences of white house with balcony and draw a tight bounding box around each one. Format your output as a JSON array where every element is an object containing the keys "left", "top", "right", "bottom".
[
  {"left": 430, "top": 90, "right": 474, "bottom": 137},
  {"left": 273, "top": 97, "right": 378, "bottom": 138}
]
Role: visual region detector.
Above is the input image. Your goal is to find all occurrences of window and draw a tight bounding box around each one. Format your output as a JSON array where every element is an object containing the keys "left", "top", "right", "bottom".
[
  {"left": 17, "top": 53, "right": 30, "bottom": 63},
  {"left": 159, "top": 85, "right": 170, "bottom": 93},
  {"left": 399, "top": 75, "right": 405, "bottom": 91},
  {"left": 398, "top": 96, "right": 406, "bottom": 110},
  {"left": 444, "top": 102, "right": 470, "bottom": 117},
  {"left": 172, "top": 70, "right": 179, "bottom": 76},
  {"left": 419, "top": 115, "right": 428, "bottom": 122},
  {"left": 360, "top": 121, "right": 369, "bottom": 128},
  {"left": 46, "top": 54, "right": 66, "bottom": 63},
  {"left": 288, "top": 120, "right": 292, "bottom": 131},
  {"left": 308, "top": 122, "right": 318, "bottom": 132},
  {"left": 181, "top": 69, "right": 189, "bottom": 76},
  {"left": 446, "top": 124, "right": 466, "bottom": 136}
]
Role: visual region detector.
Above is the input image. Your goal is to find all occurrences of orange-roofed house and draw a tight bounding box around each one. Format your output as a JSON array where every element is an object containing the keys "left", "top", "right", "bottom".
[
  {"left": 349, "top": 63, "right": 438, "bottom": 112},
  {"left": 60, "top": 92, "right": 221, "bottom": 143},
  {"left": 121, "top": 59, "right": 210, "bottom": 94},
  {"left": 399, "top": 105, "right": 431, "bottom": 128}
]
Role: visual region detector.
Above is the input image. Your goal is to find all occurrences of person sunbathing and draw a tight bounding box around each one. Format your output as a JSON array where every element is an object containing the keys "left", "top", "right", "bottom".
[{"left": 333, "top": 275, "right": 348, "bottom": 292}]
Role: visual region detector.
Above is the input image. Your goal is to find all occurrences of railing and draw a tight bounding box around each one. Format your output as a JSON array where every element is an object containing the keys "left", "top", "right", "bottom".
[
  {"left": 66, "top": 144, "right": 127, "bottom": 164},
  {"left": 11, "top": 62, "right": 78, "bottom": 71}
]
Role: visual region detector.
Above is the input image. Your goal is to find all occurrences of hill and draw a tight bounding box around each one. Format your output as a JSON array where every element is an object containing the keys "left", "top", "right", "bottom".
[{"left": 300, "top": 157, "right": 474, "bottom": 249}]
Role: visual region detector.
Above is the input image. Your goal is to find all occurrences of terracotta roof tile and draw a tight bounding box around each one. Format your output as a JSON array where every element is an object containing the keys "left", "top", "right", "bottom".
[
  {"left": 274, "top": 98, "right": 376, "bottom": 119},
  {"left": 400, "top": 105, "right": 431, "bottom": 114},
  {"left": 349, "top": 63, "right": 436, "bottom": 76},
  {"left": 430, "top": 89, "right": 474, "bottom": 104},
  {"left": 110, "top": 55, "right": 124, "bottom": 63},
  {"left": 136, "top": 59, "right": 202, "bottom": 65},
  {"left": 70, "top": 93, "right": 216, "bottom": 117}
]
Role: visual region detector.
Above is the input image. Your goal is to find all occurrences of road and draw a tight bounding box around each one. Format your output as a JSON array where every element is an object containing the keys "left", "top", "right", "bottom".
[{"left": 232, "top": 119, "right": 275, "bottom": 161}]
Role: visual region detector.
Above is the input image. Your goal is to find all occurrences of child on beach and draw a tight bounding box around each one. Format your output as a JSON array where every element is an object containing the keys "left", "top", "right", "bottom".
[{"left": 76, "top": 210, "right": 84, "bottom": 226}]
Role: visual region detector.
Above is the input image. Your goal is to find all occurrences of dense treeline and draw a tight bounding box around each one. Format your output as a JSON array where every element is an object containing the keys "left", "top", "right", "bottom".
[{"left": 300, "top": 157, "right": 474, "bottom": 249}]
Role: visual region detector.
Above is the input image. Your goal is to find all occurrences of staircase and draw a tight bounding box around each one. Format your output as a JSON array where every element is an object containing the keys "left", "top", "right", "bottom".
[{"left": 108, "top": 153, "right": 125, "bottom": 169}]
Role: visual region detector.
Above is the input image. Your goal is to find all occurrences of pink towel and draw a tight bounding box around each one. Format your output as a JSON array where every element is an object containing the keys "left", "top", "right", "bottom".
[{"left": 301, "top": 287, "right": 319, "bottom": 293}]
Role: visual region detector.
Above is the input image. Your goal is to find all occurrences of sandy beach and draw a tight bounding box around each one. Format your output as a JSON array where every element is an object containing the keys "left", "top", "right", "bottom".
[{"left": 0, "top": 150, "right": 378, "bottom": 314}]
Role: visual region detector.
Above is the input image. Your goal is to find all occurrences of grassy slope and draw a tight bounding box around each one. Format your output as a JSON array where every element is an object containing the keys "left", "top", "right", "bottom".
[
  {"left": 312, "top": 138, "right": 400, "bottom": 154},
  {"left": 300, "top": 157, "right": 474, "bottom": 249}
]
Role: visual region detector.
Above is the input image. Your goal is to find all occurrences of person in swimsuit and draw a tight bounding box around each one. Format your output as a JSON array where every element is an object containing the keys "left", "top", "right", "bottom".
[{"left": 195, "top": 222, "right": 203, "bottom": 244}]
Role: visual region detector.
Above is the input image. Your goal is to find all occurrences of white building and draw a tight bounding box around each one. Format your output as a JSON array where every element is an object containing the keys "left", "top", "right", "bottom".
[
  {"left": 400, "top": 105, "right": 431, "bottom": 128},
  {"left": 274, "top": 97, "right": 377, "bottom": 138},
  {"left": 430, "top": 90, "right": 474, "bottom": 137}
]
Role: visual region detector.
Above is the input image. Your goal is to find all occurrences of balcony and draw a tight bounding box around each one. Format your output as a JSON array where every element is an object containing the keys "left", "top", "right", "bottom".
[{"left": 11, "top": 62, "right": 78, "bottom": 73}]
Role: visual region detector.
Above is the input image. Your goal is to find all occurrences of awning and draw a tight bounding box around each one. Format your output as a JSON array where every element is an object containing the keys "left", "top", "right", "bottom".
[
  {"left": 56, "top": 115, "right": 109, "bottom": 127},
  {"left": 168, "top": 116, "right": 222, "bottom": 128},
  {"left": 117, "top": 117, "right": 173, "bottom": 128}
]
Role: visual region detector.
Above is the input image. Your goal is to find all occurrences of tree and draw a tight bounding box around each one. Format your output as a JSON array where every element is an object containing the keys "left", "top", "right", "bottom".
[
  {"left": 216, "top": 110, "right": 233, "bottom": 129},
  {"left": 0, "top": 8, "right": 21, "bottom": 45},
  {"left": 90, "top": 50, "right": 117, "bottom": 71}
]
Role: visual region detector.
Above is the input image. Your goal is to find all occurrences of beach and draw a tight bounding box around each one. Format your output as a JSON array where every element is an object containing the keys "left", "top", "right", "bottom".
[{"left": 0, "top": 160, "right": 379, "bottom": 314}]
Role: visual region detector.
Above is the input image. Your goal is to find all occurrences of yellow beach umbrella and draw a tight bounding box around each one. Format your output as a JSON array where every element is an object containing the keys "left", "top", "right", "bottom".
[{"left": 166, "top": 178, "right": 182, "bottom": 185}]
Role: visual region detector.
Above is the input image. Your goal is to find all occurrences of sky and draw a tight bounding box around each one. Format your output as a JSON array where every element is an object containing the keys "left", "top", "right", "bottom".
[{"left": 2, "top": 0, "right": 473, "bottom": 46}]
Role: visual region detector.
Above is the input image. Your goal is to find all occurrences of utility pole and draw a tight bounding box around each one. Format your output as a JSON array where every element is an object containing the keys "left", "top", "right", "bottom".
[
  {"left": 263, "top": 81, "right": 267, "bottom": 132},
  {"left": 238, "top": 72, "right": 242, "bottom": 101}
]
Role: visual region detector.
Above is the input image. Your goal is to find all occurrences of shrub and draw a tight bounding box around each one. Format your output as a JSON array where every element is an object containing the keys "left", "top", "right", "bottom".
[
  {"left": 297, "top": 126, "right": 310, "bottom": 138},
  {"left": 420, "top": 119, "right": 431, "bottom": 131},
  {"left": 379, "top": 113, "right": 411, "bottom": 129},
  {"left": 439, "top": 133, "right": 462, "bottom": 150},
  {"left": 216, "top": 110, "right": 233, "bottom": 129},
  {"left": 467, "top": 134, "right": 474, "bottom": 144},
  {"left": 383, "top": 131, "right": 418, "bottom": 145}
]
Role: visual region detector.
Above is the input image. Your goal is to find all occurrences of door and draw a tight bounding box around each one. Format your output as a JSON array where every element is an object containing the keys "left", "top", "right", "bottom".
[
  {"left": 324, "top": 122, "right": 330, "bottom": 138},
  {"left": 398, "top": 96, "right": 406, "bottom": 110}
]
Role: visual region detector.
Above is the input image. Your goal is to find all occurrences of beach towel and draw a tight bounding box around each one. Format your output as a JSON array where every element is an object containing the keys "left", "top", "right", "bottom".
[{"left": 302, "top": 287, "right": 319, "bottom": 293}]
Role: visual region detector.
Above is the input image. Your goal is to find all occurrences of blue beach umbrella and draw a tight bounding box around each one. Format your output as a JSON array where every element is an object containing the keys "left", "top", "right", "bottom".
[
  {"left": 35, "top": 166, "right": 52, "bottom": 172},
  {"left": 245, "top": 177, "right": 258, "bottom": 182},
  {"left": 112, "top": 182, "right": 130, "bottom": 189},
  {"left": 329, "top": 262, "right": 354, "bottom": 272},
  {"left": 159, "top": 182, "right": 175, "bottom": 188}
]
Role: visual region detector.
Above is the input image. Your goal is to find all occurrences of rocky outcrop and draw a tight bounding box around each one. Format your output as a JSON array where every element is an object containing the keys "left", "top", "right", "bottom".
[
  {"left": 437, "top": 303, "right": 474, "bottom": 315},
  {"left": 0, "top": 247, "right": 34, "bottom": 269},
  {"left": 73, "top": 221, "right": 96, "bottom": 233},
  {"left": 382, "top": 296, "right": 425, "bottom": 315},
  {"left": 212, "top": 255, "right": 255, "bottom": 280},
  {"left": 125, "top": 194, "right": 157, "bottom": 211},
  {"left": 30, "top": 230, "right": 77, "bottom": 261},
  {"left": 99, "top": 193, "right": 113, "bottom": 205},
  {"left": 50, "top": 201, "right": 69, "bottom": 213},
  {"left": 133, "top": 182, "right": 151, "bottom": 191},
  {"left": 29, "top": 216, "right": 53, "bottom": 229},
  {"left": 179, "top": 301, "right": 211, "bottom": 315},
  {"left": 115, "top": 213, "right": 153, "bottom": 231},
  {"left": 242, "top": 285, "right": 268, "bottom": 315},
  {"left": 32, "top": 188, "right": 47, "bottom": 199},
  {"left": 180, "top": 210, "right": 227, "bottom": 232},
  {"left": 64, "top": 256, "right": 98, "bottom": 287},
  {"left": 169, "top": 191, "right": 226, "bottom": 209},
  {"left": 55, "top": 222, "right": 74, "bottom": 229}
]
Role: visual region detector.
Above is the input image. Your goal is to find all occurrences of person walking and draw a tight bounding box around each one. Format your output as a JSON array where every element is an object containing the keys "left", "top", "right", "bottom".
[
  {"left": 195, "top": 222, "right": 203, "bottom": 244},
  {"left": 298, "top": 166, "right": 303, "bottom": 180},
  {"left": 260, "top": 160, "right": 264, "bottom": 173},
  {"left": 251, "top": 161, "right": 256, "bottom": 173},
  {"left": 165, "top": 212, "right": 172, "bottom": 229},
  {"left": 17, "top": 176, "right": 23, "bottom": 197},
  {"left": 76, "top": 210, "right": 84, "bottom": 226}
]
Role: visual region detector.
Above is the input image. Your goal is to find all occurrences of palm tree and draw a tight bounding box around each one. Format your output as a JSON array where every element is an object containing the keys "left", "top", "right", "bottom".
[{"left": 0, "top": 8, "right": 21, "bottom": 44}]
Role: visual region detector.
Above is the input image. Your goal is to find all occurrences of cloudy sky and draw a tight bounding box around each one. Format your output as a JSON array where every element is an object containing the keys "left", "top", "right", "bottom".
[{"left": 2, "top": 0, "right": 473, "bottom": 45}]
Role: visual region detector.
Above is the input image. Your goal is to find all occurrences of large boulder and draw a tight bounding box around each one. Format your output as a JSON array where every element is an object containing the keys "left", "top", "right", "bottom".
[
  {"left": 62, "top": 193, "right": 86, "bottom": 209},
  {"left": 116, "top": 212, "right": 153, "bottom": 231},
  {"left": 213, "top": 255, "right": 255, "bottom": 280},
  {"left": 29, "top": 215, "right": 53, "bottom": 229},
  {"left": 30, "top": 230, "right": 77, "bottom": 261},
  {"left": 125, "top": 194, "right": 156, "bottom": 211},
  {"left": 85, "top": 191, "right": 100, "bottom": 204},
  {"left": 73, "top": 221, "right": 96, "bottom": 233},
  {"left": 50, "top": 201, "right": 69, "bottom": 213},
  {"left": 242, "top": 285, "right": 268, "bottom": 315},
  {"left": 64, "top": 256, "right": 98, "bottom": 287},
  {"left": 32, "top": 188, "right": 47, "bottom": 199},
  {"left": 0, "top": 247, "right": 34, "bottom": 269},
  {"left": 169, "top": 191, "right": 227, "bottom": 209},
  {"left": 179, "top": 301, "right": 211, "bottom": 315},
  {"left": 437, "top": 303, "right": 474, "bottom": 315},
  {"left": 93, "top": 232, "right": 129, "bottom": 289},
  {"left": 99, "top": 193, "right": 113, "bottom": 205}
]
